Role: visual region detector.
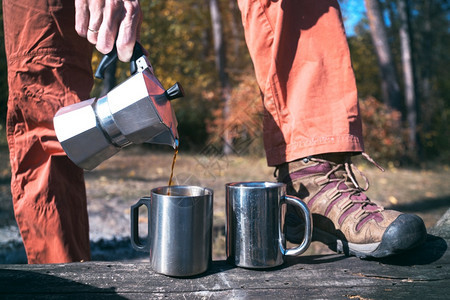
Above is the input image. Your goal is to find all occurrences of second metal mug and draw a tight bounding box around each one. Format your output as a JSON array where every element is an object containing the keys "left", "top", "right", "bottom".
[
  {"left": 226, "top": 181, "right": 312, "bottom": 268},
  {"left": 131, "top": 185, "right": 213, "bottom": 277}
]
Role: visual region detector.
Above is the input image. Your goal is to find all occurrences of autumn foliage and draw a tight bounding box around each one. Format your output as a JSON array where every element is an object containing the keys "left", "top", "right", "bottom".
[
  {"left": 206, "top": 73, "right": 264, "bottom": 156},
  {"left": 359, "top": 97, "right": 405, "bottom": 162}
]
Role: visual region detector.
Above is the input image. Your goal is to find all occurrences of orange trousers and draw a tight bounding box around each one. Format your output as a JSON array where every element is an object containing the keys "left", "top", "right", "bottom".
[
  {"left": 3, "top": 0, "right": 93, "bottom": 263},
  {"left": 237, "top": 0, "right": 364, "bottom": 166}
]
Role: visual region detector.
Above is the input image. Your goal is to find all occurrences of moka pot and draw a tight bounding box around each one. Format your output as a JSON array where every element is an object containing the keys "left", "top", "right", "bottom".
[{"left": 53, "top": 44, "right": 183, "bottom": 170}]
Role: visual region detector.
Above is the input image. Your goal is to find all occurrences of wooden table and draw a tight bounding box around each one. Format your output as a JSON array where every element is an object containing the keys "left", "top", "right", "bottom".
[{"left": 1, "top": 210, "right": 449, "bottom": 299}]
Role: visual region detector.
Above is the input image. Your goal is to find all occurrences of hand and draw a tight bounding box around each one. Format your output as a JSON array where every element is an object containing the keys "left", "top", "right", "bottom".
[{"left": 75, "top": 0, "right": 142, "bottom": 62}]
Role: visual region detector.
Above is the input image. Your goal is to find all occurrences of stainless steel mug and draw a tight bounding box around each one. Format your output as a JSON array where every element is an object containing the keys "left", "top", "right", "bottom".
[
  {"left": 131, "top": 185, "right": 213, "bottom": 277},
  {"left": 226, "top": 182, "right": 312, "bottom": 268}
]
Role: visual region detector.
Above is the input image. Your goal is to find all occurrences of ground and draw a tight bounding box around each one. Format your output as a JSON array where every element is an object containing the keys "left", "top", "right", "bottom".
[{"left": 0, "top": 146, "right": 449, "bottom": 263}]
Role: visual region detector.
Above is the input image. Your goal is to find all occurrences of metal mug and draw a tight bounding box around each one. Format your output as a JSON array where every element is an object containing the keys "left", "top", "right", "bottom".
[
  {"left": 131, "top": 185, "right": 213, "bottom": 277},
  {"left": 226, "top": 181, "right": 312, "bottom": 268}
]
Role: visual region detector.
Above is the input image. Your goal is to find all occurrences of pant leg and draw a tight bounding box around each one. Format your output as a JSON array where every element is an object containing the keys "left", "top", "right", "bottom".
[
  {"left": 237, "top": 0, "right": 364, "bottom": 166},
  {"left": 3, "top": 0, "right": 94, "bottom": 263}
]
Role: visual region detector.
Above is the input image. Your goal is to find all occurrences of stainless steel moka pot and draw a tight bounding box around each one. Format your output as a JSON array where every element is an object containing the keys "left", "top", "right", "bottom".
[{"left": 53, "top": 43, "right": 184, "bottom": 170}]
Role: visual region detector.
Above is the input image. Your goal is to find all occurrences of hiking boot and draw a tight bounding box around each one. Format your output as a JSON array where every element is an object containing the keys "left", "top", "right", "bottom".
[{"left": 276, "top": 153, "right": 427, "bottom": 258}]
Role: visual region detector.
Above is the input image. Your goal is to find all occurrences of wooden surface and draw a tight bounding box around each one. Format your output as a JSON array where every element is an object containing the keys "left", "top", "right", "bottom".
[{"left": 1, "top": 210, "right": 449, "bottom": 299}]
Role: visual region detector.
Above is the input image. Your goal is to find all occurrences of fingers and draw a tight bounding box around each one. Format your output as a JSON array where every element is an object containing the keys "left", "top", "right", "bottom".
[
  {"left": 75, "top": 0, "right": 104, "bottom": 43},
  {"left": 75, "top": 0, "right": 141, "bottom": 62},
  {"left": 97, "top": 0, "right": 141, "bottom": 61},
  {"left": 86, "top": 1, "right": 105, "bottom": 45},
  {"left": 75, "top": 0, "right": 89, "bottom": 37},
  {"left": 116, "top": 0, "right": 142, "bottom": 61},
  {"left": 96, "top": 0, "right": 123, "bottom": 55}
]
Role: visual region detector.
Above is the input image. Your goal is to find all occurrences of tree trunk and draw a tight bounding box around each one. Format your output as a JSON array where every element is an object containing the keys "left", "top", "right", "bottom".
[
  {"left": 397, "top": 0, "right": 418, "bottom": 157},
  {"left": 364, "top": 0, "right": 402, "bottom": 110},
  {"left": 419, "top": 0, "right": 432, "bottom": 106},
  {"left": 209, "top": 0, "right": 233, "bottom": 155}
]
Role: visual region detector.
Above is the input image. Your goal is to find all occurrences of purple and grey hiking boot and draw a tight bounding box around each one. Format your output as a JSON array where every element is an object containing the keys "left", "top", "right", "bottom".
[{"left": 276, "top": 153, "right": 427, "bottom": 258}]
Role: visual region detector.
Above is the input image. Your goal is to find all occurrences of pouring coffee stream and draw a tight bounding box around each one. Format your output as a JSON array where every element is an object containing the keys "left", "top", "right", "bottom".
[
  {"left": 167, "top": 141, "right": 179, "bottom": 196},
  {"left": 53, "top": 43, "right": 184, "bottom": 171}
]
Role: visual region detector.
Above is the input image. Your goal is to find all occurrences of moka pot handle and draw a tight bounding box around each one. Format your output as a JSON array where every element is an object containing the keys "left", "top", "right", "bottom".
[{"left": 95, "top": 42, "right": 146, "bottom": 79}]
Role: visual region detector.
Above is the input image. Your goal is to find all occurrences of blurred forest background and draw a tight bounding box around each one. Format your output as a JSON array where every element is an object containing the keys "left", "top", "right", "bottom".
[{"left": 0, "top": 0, "right": 449, "bottom": 164}]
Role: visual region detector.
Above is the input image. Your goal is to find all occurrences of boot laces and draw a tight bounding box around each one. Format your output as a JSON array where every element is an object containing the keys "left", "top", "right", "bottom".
[{"left": 312, "top": 152, "right": 385, "bottom": 215}]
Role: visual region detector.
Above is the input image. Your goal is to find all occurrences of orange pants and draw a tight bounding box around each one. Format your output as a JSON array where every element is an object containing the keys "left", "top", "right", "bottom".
[
  {"left": 237, "top": 0, "right": 364, "bottom": 166},
  {"left": 3, "top": 0, "right": 93, "bottom": 263}
]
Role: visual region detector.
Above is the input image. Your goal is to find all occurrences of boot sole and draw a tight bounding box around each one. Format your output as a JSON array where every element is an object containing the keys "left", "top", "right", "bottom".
[{"left": 286, "top": 214, "right": 427, "bottom": 259}]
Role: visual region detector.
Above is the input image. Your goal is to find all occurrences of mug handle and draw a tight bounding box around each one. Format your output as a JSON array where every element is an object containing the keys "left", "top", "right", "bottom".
[
  {"left": 279, "top": 195, "right": 312, "bottom": 256},
  {"left": 130, "top": 197, "right": 151, "bottom": 252}
]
